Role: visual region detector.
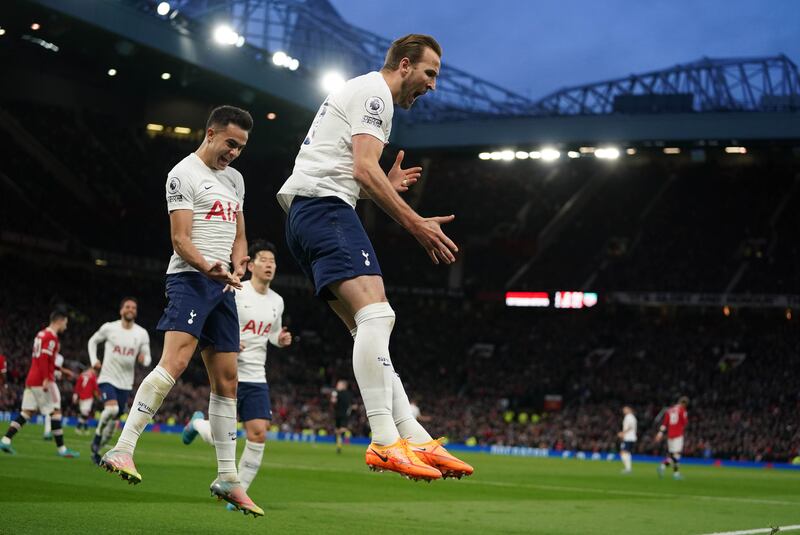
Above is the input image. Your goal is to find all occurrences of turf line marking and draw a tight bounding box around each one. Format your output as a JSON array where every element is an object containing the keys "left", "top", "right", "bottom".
[
  {"left": 462, "top": 480, "right": 800, "bottom": 507},
  {"left": 697, "top": 524, "right": 800, "bottom": 535}
]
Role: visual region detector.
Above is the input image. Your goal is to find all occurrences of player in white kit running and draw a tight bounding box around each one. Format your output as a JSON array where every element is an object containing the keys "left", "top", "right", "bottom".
[
  {"left": 88, "top": 297, "right": 152, "bottom": 464},
  {"left": 618, "top": 406, "right": 637, "bottom": 473},
  {"left": 100, "top": 106, "right": 264, "bottom": 517},
  {"left": 182, "top": 240, "right": 292, "bottom": 511},
  {"left": 278, "top": 34, "right": 472, "bottom": 481}
]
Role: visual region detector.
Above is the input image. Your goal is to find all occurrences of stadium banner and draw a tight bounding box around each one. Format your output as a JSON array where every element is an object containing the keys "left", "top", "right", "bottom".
[{"left": 610, "top": 292, "right": 800, "bottom": 309}]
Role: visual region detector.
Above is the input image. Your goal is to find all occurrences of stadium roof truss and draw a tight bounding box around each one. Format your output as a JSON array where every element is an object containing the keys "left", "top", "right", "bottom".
[
  {"left": 128, "top": 1, "right": 799, "bottom": 123},
  {"left": 531, "top": 55, "right": 800, "bottom": 116}
]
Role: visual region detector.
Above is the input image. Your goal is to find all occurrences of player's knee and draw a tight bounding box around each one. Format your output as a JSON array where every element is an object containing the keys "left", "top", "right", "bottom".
[
  {"left": 106, "top": 405, "right": 120, "bottom": 418},
  {"left": 247, "top": 428, "right": 266, "bottom": 443}
]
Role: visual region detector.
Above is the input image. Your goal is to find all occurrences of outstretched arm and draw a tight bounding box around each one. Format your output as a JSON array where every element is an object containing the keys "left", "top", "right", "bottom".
[{"left": 352, "top": 134, "right": 458, "bottom": 265}]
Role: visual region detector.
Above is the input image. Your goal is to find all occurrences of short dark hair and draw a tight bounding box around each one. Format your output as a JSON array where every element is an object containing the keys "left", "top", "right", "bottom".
[
  {"left": 382, "top": 34, "right": 442, "bottom": 71},
  {"left": 50, "top": 309, "right": 68, "bottom": 323},
  {"left": 206, "top": 105, "right": 253, "bottom": 132},
  {"left": 678, "top": 396, "right": 690, "bottom": 406},
  {"left": 120, "top": 296, "right": 138, "bottom": 309},
  {"left": 248, "top": 240, "right": 277, "bottom": 260}
]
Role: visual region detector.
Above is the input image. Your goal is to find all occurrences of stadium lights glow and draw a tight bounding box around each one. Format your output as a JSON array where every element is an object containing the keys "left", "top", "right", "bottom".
[
  {"left": 0, "top": 28, "right": 6, "bottom": 37},
  {"left": 31, "top": 23, "right": 41, "bottom": 31},
  {"left": 213, "top": 25, "right": 240, "bottom": 46},
  {"left": 173, "top": 126, "right": 192, "bottom": 135},
  {"left": 626, "top": 148, "right": 637, "bottom": 155},
  {"left": 235, "top": 36, "right": 245, "bottom": 48},
  {"left": 161, "top": 72, "right": 171, "bottom": 80},
  {"left": 95, "top": 259, "right": 108, "bottom": 267},
  {"left": 515, "top": 151, "right": 529, "bottom": 160},
  {"left": 663, "top": 147, "right": 681, "bottom": 154},
  {"left": 579, "top": 146, "right": 595, "bottom": 154},
  {"left": 595, "top": 147, "right": 620, "bottom": 160},
  {"left": 107, "top": 68, "right": 117, "bottom": 77},
  {"left": 146, "top": 123, "right": 164, "bottom": 132},
  {"left": 272, "top": 51, "right": 299, "bottom": 70},
  {"left": 272, "top": 51, "right": 288, "bottom": 65},
  {"left": 500, "top": 150, "right": 515, "bottom": 161},
  {"left": 478, "top": 152, "right": 491, "bottom": 160},
  {"left": 567, "top": 151, "right": 580, "bottom": 159},
  {"left": 490, "top": 151, "right": 503, "bottom": 161},
  {"left": 321, "top": 71, "right": 346, "bottom": 93},
  {"left": 156, "top": 2, "right": 171, "bottom": 16},
  {"left": 266, "top": 112, "right": 277, "bottom": 121},
  {"left": 22, "top": 34, "right": 59, "bottom": 52},
  {"left": 528, "top": 151, "right": 542, "bottom": 159},
  {"left": 725, "top": 146, "right": 747, "bottom": 154},
  {"left": 540, "top": 148, "right": 560, "bottom": 161}
]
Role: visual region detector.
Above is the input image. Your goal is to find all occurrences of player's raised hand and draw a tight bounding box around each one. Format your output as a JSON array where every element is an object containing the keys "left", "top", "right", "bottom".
[
  {"left": 277, "top": 327, "right": 293, "bottom": 347},
  {"left": 233, "top": 255, "right": 250, "bottom": 278},
  {"left": 411, "top": 214, "right": 458, "bottom": 265},
  {"left": 387, "top": 150, "right": 421, "bottom": 193},
  {"left": 207, "top": 261, "right": 243, "bottom": 290},
  {"left": 93, "top": 361, "right": 102, "bottom": 372}
]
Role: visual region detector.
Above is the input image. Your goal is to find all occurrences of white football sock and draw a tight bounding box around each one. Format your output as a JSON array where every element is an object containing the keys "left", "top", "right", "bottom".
[
  {"left": 193, "top": 418, "right": 214, "bottom": 445},
  {"left": 621, "top": 451, "right": 632, "bottom": 471},
  {"left": 100, "top": 415, "right": 118, "bottom": 446},
  {"left": 115, "top": 366, "right": 175, "bottom": 454},
  {"left": 43, "top": 414, "right": 51, "bottom": 435},
  {"left": 352, "top": 302, "right": 399, "bottom": 446},
  {"left": 238, "top": 440, "right": 265, "bottom": 491},
  {"left": 392, "top": 372, "right": 433, "bottom": 444},
  {"left": 209, "top": 393, "right": 238, "bottom": 480},
  {"left": 95, "top": 405, "right": 120, "bottom": 437}
]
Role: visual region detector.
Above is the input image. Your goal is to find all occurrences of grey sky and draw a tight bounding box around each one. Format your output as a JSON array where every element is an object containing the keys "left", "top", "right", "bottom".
[{"left": 329, "top": 0, "right": 799, "bottom": 100}]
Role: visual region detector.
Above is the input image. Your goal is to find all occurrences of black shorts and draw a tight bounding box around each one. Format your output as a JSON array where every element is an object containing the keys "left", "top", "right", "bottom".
[{"left": 334, "top": 414, "right": 350, "bottom": 429}]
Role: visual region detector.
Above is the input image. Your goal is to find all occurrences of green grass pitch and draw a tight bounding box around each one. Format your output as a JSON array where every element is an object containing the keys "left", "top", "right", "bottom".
[{"left": 0, "top": 425, "right": 798, "bottom": 534}]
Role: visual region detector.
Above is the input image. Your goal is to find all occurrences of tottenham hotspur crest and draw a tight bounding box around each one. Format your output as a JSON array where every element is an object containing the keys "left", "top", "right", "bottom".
[{"left": 361, "top": 250, "right": 371, "bottom": 266}]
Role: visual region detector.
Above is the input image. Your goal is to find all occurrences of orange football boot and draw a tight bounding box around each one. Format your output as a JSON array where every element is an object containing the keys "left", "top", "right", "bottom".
[
  {"left": 409, "top": 438, "right": 474, "bottom": 479},
  {"left": 365, "top": 439, "right": 442, "bottom": 482}
]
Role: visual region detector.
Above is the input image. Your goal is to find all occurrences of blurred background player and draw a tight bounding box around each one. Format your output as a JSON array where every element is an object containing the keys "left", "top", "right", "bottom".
[
  {"left": 42, "top": 352, "right": 75, "bottom": 440},
  {"left": 331, "top": 379, "right": 356, "bottom": 454},
  {"left": 100, "top": 106, "right": 264, "bottom": 517},
  {"left": 182, "top": 239, "right": 293, "bottom": 511},
  {"left": 277, "top": 34, "right": 472, "bottom": 482},
  {"left": 88, "top": 297, "right": 152, "bottom": 464},
  {"left": 618, "top": 406, "right": 637, "bottom": 474},
  {"left": 0, "top": 348, "right": 7, "bottom": 391},
  {"left": 655, "top": 396, "right": 689, "bottom": 480},
  {"left": 73, "top": 366, "right": 100, "bottom": 435},
  {"left": 0, "top": 310, "right": 79, "bottom": 457}
]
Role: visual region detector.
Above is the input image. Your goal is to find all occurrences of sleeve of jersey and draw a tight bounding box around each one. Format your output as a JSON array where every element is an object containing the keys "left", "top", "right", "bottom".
[
  {"left": 87, "top": 324, "right": 108, "bottom": 367},
  {"left": 268, "top": 298, "right": 284, "bottom": 347},
  {"left": 236, "top": 172, "right": 245, "bottom": 210},
  {"left": 347, "top": 83, "right": 393, "bottom": 143},
  {"left": 165, "top": 170, "right": 195, "bottom": 212},
  {"left": 139, "top": 330, "right": 152, "bottom": 367}
]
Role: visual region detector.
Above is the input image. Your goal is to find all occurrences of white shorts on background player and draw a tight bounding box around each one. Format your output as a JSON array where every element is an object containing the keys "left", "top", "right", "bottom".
[
  {"left": 622, "top": 413, "right": 637, "bottom": 442},
  {"left": 667, "top": 436, "right": 684, "bottom": 454},
  {"left": 88, "top": 320, "right": 152, "bottom": 391},
  {"left": 79, "top": 398, "right": 94, "bottom": 416},
  {"left": 165, "top": 152, "right": 245, "bottom": 274},
  {"left": 235, "top": 281, "right": 285, "bottom": 383},
  {"left": 21, "top": 387, "right": 54, "bottom": 415},
  {"left": 277, "top": 71, "right": 394, "bottom": 212}
]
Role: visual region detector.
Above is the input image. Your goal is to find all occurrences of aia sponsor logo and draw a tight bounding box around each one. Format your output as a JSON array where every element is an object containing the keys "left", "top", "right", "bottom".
[
  {"left": 112, "top": 345, "right": 136, "bottom": 357},
  {"left": 204, "top": 200, "right": 239, "bottom": 222},
  {"left": 242, "top": 320, "right": 272, "bottom": 336}
]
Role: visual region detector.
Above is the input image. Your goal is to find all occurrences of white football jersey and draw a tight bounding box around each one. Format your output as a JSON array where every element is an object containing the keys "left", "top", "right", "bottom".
[
  {"left": 88, "top": 320, "right": 152, "bottom": 390},
  {"left": 622, "top": 413, "right": 638, "bottom": 442},
  {"left": 277, "top": 71, "right": 394, "bottom": 212},
  {"left": 235, "top": 281, "right": 285, "bottom": 383},
  {"left": 165, "top": 153, "right": 245, "bottom": 274}
]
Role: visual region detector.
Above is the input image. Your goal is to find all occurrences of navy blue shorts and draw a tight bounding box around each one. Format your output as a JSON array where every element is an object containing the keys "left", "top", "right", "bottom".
[
  {"left": 620, "top": 440, "right": 636, "bottom": 452},
  {"left": 286, "top": 196, "right": 382, "bottom": 300},
  {"left": 99, "top": 383, "right": 131, "bottom": 412},
  {"left": 156, "top": 272, "right": 240, "bottom": 353},
  {"left": 237, "top": 381, "right": 272, "bottom": 422}
]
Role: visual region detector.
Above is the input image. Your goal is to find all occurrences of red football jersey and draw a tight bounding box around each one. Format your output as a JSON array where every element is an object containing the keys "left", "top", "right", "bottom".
[
  {"left": 0, "top": 354, "right": 6, "bottom": 375},
  {"left": 74, "top": 370, "right": 99, "bottom": 400},
  {"left": 662, "top": 404, "right": 688, "bottom": 439},
  {"left": 25, "top": 328, "right": 59, "bottom": 387}
]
